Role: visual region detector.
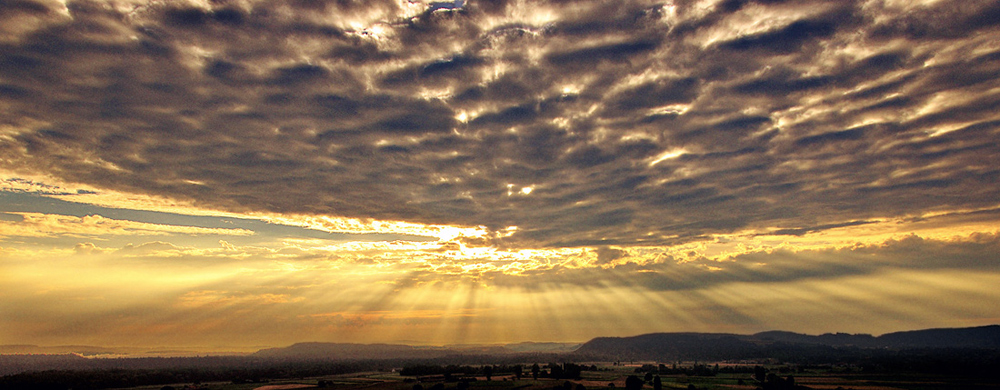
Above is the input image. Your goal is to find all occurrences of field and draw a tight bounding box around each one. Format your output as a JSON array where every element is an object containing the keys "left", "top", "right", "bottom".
[{"left": 115, "top": 363, "right": 1000, "bottom": 390}]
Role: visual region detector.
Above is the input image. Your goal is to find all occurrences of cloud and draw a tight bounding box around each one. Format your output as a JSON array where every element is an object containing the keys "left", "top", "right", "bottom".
[
  {"left": 2, "top": 222, "right": 999, "bottom": 347},
  {"left": 476, "top": 232, "right": 1000, "bottom": 292},
  {"left": 0, "top": 212, "right": 253, "bottom": 239},
  {"left": 0, "top": 0, "right": 997, "bottom": 252},
  {"left": 73, "top": 241, "right": 99, "bottom": 254}
]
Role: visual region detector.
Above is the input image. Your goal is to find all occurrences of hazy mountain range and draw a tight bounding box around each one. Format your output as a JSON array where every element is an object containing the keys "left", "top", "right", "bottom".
[
  {"left": 2, "top": 325, "right": 998, "bottom": 376},
  {"left": 251, "top": 341, "right": 583, "bottom": 360},
  {"left": 244, "top": 324, "right": 1000, "bottom": 361}
]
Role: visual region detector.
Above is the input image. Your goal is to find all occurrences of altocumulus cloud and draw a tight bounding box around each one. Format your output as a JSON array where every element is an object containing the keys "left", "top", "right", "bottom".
[{"left": 1, "top": 0, "right": 999, "bottom": 250}]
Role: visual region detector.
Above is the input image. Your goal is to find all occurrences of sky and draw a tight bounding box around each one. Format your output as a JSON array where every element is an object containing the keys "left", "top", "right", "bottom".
[{"left": 1, "top": 0, "right": 1000, "bottom": 352}]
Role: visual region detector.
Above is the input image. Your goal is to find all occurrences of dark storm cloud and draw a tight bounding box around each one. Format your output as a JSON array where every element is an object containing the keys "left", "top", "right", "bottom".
[{"left": 2, "top": 0, "right": 1000, "bottom": 248}]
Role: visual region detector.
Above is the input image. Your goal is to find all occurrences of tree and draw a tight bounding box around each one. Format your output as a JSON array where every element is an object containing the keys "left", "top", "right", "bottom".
[
  {"left": 513, "top": 365, "right": 523, "bottom": 380},
  {"left": 484, "top": 365, "right": 493, "bottom": 381},
  {"left": 532, "top": 364, "right": 540, "bottom": 380},
  {"left": 754, "top": 366, "right": 766, "bottom": 383},
  {"left": 653, "top": 376, "right": 662, "bottom": 390},
  {"left": 564, "top": 363, "right": 583, "bottom": 379},
  {"left": 644, "top": 372, "right": 653, "bottom": 383},
  {"left": 625, "top": 375, "right": 644, "bottom": 390},
  {"left": 758, "top": 373, "right": 796, "bottom": 390},
  {"left": 548, "top": 363, "right": 564, "bottom": 379}
]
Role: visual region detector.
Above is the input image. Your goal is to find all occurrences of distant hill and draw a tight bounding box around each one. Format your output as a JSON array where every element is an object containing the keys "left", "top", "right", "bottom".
[
  {"left": 252, "top": 342, "right": 448, "bottom": 360},
  {"left": 4, "top": 325, "right": 997, "bottom": 372},
  {"left": 251, "top": 341, "right": 583, "bottom": 360},
  {"left": 0, "top": 354, "right": 89, "bottom": 376},
  {"left": 754, "top": 325, "right": 1000, "bottom": 349},
  {"left": 753, "top": 331, "right": 879, "bottom": 347},
  {"left": 0, "top": 344, "right": 250, "bottom": 357},
  {"left": 878, "top": 325, "right": 1000, "bottom": 348},
  {"left": 503, "top": 342, "right": 582, "bottom": 353},
  {"left": 573, "top": 333, "right": 763, "bottom": 361},
  {"left": 573, "top": 325, "right": 1000, "bottom": 361},
  {"left": 0, "top": 345, "right": 121, "bottom": 356}
]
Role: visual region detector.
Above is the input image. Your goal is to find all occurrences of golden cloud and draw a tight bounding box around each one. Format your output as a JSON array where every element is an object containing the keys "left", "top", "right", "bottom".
[{"left": 0, "top": 212, "right": 254, "bottom": 238}]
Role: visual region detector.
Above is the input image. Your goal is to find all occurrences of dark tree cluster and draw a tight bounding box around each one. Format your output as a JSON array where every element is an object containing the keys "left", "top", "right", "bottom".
[
  {"left": 634, "top": 363, "right": 737, "bottom": 377},
  {"left": 400, "top": 364, "right": 477, "bottom": 377},
  {"left": 400, "top": 364, "right": 525, "bottom": 381},
  {"left": 550, "top": 380, "right": 587, "bottom": 390},
  {"left": 625, "top": 375, "right": 644, "bottom": 390},
  {"left": 544, "top": 363, "right": 585, "bottom": 379},
  {"left": 752, "top": 366, "right": 805, "bottom": 390}
]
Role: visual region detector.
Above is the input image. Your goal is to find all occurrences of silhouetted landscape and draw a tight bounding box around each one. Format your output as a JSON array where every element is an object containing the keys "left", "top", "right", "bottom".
[{"left": 3, "top": 325, "right": 999, "bottom": 389}]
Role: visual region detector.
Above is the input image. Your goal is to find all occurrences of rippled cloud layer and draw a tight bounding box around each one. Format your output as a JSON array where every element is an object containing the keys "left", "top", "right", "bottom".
[{"left": 1, "top": 0, "right": 999, "bottom": 347}]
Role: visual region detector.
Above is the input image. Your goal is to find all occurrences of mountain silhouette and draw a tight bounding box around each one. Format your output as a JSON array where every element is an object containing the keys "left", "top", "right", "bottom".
[
  {"left": 877, "top": 325, "right": 1000, "bottom": 348},
  {"left": 573, "top": 325, "right": 1000, "bottom": 361}
]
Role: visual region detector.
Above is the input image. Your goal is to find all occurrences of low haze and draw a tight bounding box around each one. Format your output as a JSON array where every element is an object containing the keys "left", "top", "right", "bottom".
[{"left": 1, "top": 0, "right": 999, "bottom": 351}]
